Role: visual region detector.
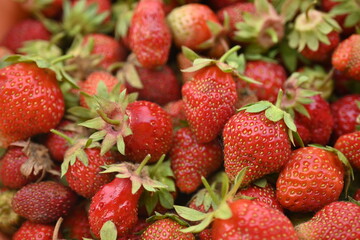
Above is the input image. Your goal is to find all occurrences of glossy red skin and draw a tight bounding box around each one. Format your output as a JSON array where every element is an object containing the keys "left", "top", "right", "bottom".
[
  {"left": 125, "top": 65, "right": 181, "bottom": 106},
  {"left": 212, "top": 199, "right": 298, "bottom": 240},
  {"left": 170, "top": 127, "right": 223, "bottom": 194},
  {"left": 88, "top": 177, "right": 142, "bottom": 238},
  {"left": 65, "top": 148, "right": 116, "bottom": 198},
  {"left": 182, "top": 66, "right": 238, "bottom": 143},
  {"left": 1, "top": 19, "right": 50, "bottom": 52},
  {"left": 44, "top": 120, "right": 77, "bottom": 162},
  {"left": 236, "top": 184, "right": 283, "bottom": 212},
  {"left": 167, "top": 3, "right": 220, "bottom": 50},
  {"left": 124, "top": 101, "right": 173, "bottom": 163},
  {"left": 331, "top": 94, "right": 360, "bottom": 139},
  {"left": 129, "top": 0, "right": 171, "bottom": 68},
  {"left": 141, "top": 219, "right": 195, "bottom": 240},
  {"left": 12, "top": 221, "right": 59, "bottom": 240},
  {"left": 276, "top": 147, "right": 344, "bottom": 212},
  {"left": 62, "top": 204, "right": 92, "bottom": 240},
  {"left": 0, "top": 63, "right": 64, "bottom": 148},
  {"left": 239, "top": 60, "right": 287, "bottom": 103},
  {"left": 223, "top": 111, "right": 291, "bottom": 183},
  {"left": 334, "top": 131, "right": 360, "bottom": 170},
  {"left": 0, "top": 146, "right": 40, "bottom": 189},
  {"left": 198, "top": 229, "right": 212, "bottom": 240},
  {"left": 83, "top": 33, "right": 127, "bottom": 69},
  {"left": 301, "top": 31, "right": 340, "bottom": 61},
  {"left": 295, "top": 201, "right": 360, "bottom": 240},
  {"left": 354, "top": 189, "right": 360, "bottom": 201},
  {"left": 295, "top": 95, "right": 334, "bottom": 145},
  {"left": 12, "top": 181, "right": 77, "bottom": 224}
]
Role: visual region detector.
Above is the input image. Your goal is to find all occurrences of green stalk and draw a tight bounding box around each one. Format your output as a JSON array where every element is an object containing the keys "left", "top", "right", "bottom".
[
  {"left": 135, "top": 154, "right": 151, "bottom": 175},
  {"left": 219, "top": 45, "right": 241, "bottom": 63},
  {"left": 96, "top": 109, "right": 121, "bottom": 126},
  {"left": 50, "top": 129, "right": 74, "bottom": 145}
]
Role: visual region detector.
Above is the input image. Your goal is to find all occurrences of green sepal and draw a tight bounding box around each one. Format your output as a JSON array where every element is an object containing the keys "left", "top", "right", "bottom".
[
  {"left": 18, "top": 40, "right": 62, "bottom": 60},
  {"left": 117, "top": 62, "right": 143, "bottom": 89},
  {"left": 113, "top": 1, "right": 135, "bottom": 39},
  {"left": 174, "top": 205, "right": 208, "bottom": 222},
  {"left": 146, "top": 212, "right": 190, "bottom": 227},
  {"left": 100, "top": 221, "right": 117, "bottom": 240},
  {"left": 180, "top": 214, "right": 214, "bottom": 233},
  {"left": 329, "top": 0, "right": 360, "bottom": 27},
  {"left": 253, "top": 178, "right": 268, "bottom": 188},
  {"left": 348, "top": 196, "right": 360, "bottom": 206},
  {"left": 181, "top": 46, "right": 201, "bottom": 62}
]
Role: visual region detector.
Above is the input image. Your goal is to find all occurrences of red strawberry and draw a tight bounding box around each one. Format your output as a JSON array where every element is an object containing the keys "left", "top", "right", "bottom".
[
  {"left": 167, "top": 3, "right": 222, "bottom": 50},
  {"left": 12, "top": 181, "right": 77, "bottom": 223},
  {"left": 21, "top": 0, "right": 63, "bottom": 18},
  {"left": 295, "top": 201, "right": 360, "bottom": 239},
  {"left": 1, "top": 19, "right": 50, "bottom": 53},
  {"left": 0, "top": 62, "right": 65, "bottom": 148},
  {"left": 170, "top": 127, "right": 223, "bottom": 193},
  {"left": 332, "top": 34, "right": 360, "bottom": 81},
  {"left": 129, "top": 0, "right": 171, "bottom": 68},
  {"left": 62, "top": 203, "right": 92, "bottom": 240},
  {"left": 276, "top": 146, "right": 345, "bottom": 212},
  {"left": 334, "top": 131, "right": 360, "bottom": 170},
  {"left": 83, "top": 33, "right": 127, "bottom": 69},
  {"left": 210, "top": 0, "right": 246, "bottom": 10},
  {"left": 198, "top": 229, "right": 212, "bottom": 240},
  {"left": 354, "top": 189, "right": 360, "bottom": 201},
  {"left": 331, "top": 94, "right": 360, "bottom": 138},
  {"left": 12, "top": 221, "right": 60, "bottom": 240},
  {"left": 163, "top": 100, "right": 187, "bottom": 130},
  {"left": 117, "top": 218, "right": 150, "bottom": 240}
]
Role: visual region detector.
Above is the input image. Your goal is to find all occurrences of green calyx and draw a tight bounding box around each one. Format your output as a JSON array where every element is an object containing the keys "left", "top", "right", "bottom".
[
  {"left": 117, "top": 55, "right": 143, "bottom": 89},
  {"left": 113, "top": 1, "right": 136, "bottom": 39},
  {"left": 101, "top": 155, "right": 168, "bottom": 195},
  {"left": 18, "top": 40, "right": 62, "bottom": 61},
  {"left": 288, "top": 9, "right": 341, "bottom": 51},
  {"left": 196, "top": 20, "right": 224, "bottom": 50},
  {"left": 181, "top": 46, "right": 260, "bottom": 85},
  {"left": 329, "top": 0, "right": 360, "bottom": 28},
  {"left": 0, "top": 190, "right": 22, "bottom": 235}
]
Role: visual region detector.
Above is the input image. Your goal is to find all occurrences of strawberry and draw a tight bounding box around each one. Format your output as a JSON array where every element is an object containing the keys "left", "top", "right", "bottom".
[
  {"left": 0, "top": 141, "right": 56, "bottom": 189},
  {"left": 167, "top": 3, "right": 222, "bottom": 50},
  {"left": 330, "top": 94, "right": 360, "bottom": 138},
  {"left": 170, "top": 127, "right": 223, "bottom": 193},
  {"left": 334, "top": 131, "right": 360, "bottom": 170},
  {"left": 0, "top": 232, "right": 9, "bottom": 240},
  {"left": 0, "top": 47, "right": 13, "bottom": 59},
  {"left": 21, "top": 0, "right": 63, "bottom": 18},
  {"left": 117, "top": 218, "right": 150, "bottom": 240},
  {"left": 0, "top": 62, "right": 65, "bottom": 148},
  {"left": 295, "top": 201, "right": 360, "bottom": 239},
  {"left": 276, "top": 146, "right": 346, "bottom": 212},
  {"left": 209, "top": 0, "right": 246, "bottom": 10},
  {"left": 354, "top": 189, "right": 360, "bottom": 201},
  {"left": 0, "top": 189, "right": 22, "bottom": 235},
  {"left": 72, "top": 0, "right": 111, "bottom": 21},
  {"left": 12, "top": 221, "right": 59, "bottom": 240},
  {"left": 1, "top": 19, "right": 50, "bottom": 53},
  {"left": 198, "top": 229, "right": 212, "bottom": 240},
  {"left": 332, "top": 34, "right": 360, "bottom": 81},
  {"left": 177, "top": 52, "right": 196, "bottom": 83},
  {"left": 163, "top": 100, "right": 187, "bottom": 130},
  {"left": 62, "top": 203, "right": 92, "bottom": 240},
  {"left": 326, "top": 0, "right": 359, "bottom": 35},
  {"left": 12, "top": 181, "right": 77, "bottom": 223},
  {"left": 129, "top": 0, "right": 171, "bottom": 68}
]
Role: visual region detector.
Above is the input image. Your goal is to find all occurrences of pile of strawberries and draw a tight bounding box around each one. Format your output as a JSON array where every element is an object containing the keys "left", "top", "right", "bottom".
[{"left": 1, "top": 0, "right": 360, "bottom": 239}]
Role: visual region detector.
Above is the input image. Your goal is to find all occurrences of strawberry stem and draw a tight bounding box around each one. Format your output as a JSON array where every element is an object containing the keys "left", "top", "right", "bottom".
[
  {"left": 201, "top": 176, "right": 220, "bottom": 207},
  {"left": 135, "top": 154, "right": 151, "bottom": 175},
  {"left": 219, "top": 45, "right": 240, "bottom": 63},
  {"left": 227, "top": 167, "right": 248, "bottom": 199},
  {"left": 305, "top": 0, "right": 317, "bottom": 21},
  {"left": 51, "top": 54, "right": 73, "bottom": 65},
  {"left": 96, "top": 109, "right": 121, "bottom": 125},
  {"left": 275, "top": 89, "right": 284, "bottom": 108},
  {"left": 50, "top": 129, "right": 75, "bottom": 145},
  {"left": 266, "top": 28, "right": 278, "bottom": 44},
  {"left": 150, "top": 154, "right": 166, "bottom": 176},
  {"left": 52, "top": 217, "right": 63, "bottom": 240}
]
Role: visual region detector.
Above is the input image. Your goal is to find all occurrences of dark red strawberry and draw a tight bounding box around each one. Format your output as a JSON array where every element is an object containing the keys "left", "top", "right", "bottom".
[
  {"left": 1, "top": 19, "right": 50, "bottom": 53},
  {"left": 276, "top": 146, "right": 345, "bottom": 212},
  {"left": 170, "top": 127, "right": 223, "bottom": 193},
  {"left": 129, "top": 0, "right": 171, "bottom": 68},
  {"left": 354, "top": 189, "right": 360, "bottom": 201},
  {"left": 12, "top": 221, "right": 60, "bottom": 240},
  {"left": 331, "top": 94, "right": 360, "bottom": 138},
  {"left": 62, "top": 203, "right": 92, "bottom": 240},
  {"left": 334, "top": 131, "right": 360, "bottom": 170},
  {"left": 295, "top": 201, "right": 360, "bottom": 239},
  {"left": 0, "top": 62, "right": 65, "bottom": 148}
]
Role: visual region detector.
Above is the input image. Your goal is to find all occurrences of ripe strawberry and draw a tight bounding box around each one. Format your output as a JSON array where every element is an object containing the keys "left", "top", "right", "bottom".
[
  {"left": 276, "top": 146, "right": 345, "bottom": 212},
  {"left": 62, "top": 203, "right": 92, "bottom": 239},
  {"left": 0, "top": 62, "right": 65, "bottom": 148},
  {"left": 354, "top": 189, "right": 360, "bottom": 201},
  {"left": 12, "top": 221, "right": 59, "bottom": 240},
  {"left": 125, "top": 65, "right": 181, "bottom": 106},
  {"left": 117, "top": 218, "right": 150, "bottom": 240},
  {"left": 334, "top": 131, "right": 360, "bottom": 170},
  {"left": 129, "top": 0, "right": 171, "bottom": 68},
  {"left": 167, "top": 3, "right": 222, "bottom": 50},
  {"left": 332, "top": 34, "right": 360, "bottom": 81},
  {"left": 83, "top": 33, "right": 127, "bottom": 69},
  {"left": 210, "top": 0, "right": 246, "bottom": 10},
  {"left": 170, "top": 127, "right": 223, "bottom": 193},
  {"left": 331, "top": 94, "right": 360, "bottom": 138},
  {"left": 1, "top": 19, "right": 50, "bottom": 53},
  {"left": 295, "top": 201, "right": 360, "bottom": 239},
  {"left": 198, "top": 229, "right": 212, "bottom": 240},
  {"left": 72, "top": 0, "right": 111, "bottom": 21},
  {"left": 12, "top": 181, "right": 77, "bottom": 223}
]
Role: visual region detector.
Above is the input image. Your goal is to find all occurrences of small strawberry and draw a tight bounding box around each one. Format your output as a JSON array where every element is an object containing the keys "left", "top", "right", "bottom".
[
  {"left": 331, "top": 94, "right": 360, "bottom": 138},
  {"left": 129, "top": 0, "right": 171, "bottom": 68},
  {"left": 0, "top": 189, "right": 22, "bottom": 235},
  {"left": 62, "top": 203, "right": 92, "bottom": 240},
  {"left": 170, "top": 127, "right": 223, "bottom": 193},
  {"left": 1, "top": 19, "right": 50, "bottom": 53},
  {"left": 354, "top": 189, "right": 360, "bottom": 201},
  {"left": 295, "top": 201, "right": 360, "bottom": 240},
  {"left": 334, "top": 131, "right": 360, "bottom": 170},
  {"left": 12, "top": 221, "right": 59, "bottom": 240},
  {"left": 276, "top": 146, "right": 349, "bottom": 212},
  {"left": 12, "top": 181, "right": 77, "bottom": 223}
]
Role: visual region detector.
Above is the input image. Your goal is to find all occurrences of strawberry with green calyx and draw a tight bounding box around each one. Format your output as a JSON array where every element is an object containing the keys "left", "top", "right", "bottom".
[
  {"left": 139, "top": 155, "right": 177, "bottom": 216},
  {"left": 276, "top": 145, "right": 354, "bottom": 213},
  {"left": 0, "top": 189, "right": 22, "bottom": 235},
  {"left": 18, "top": 40, "right": 63, "bottom": 61},
  {"left": 223, "top": 90, "right": 300, "bottom": 184},
  {"left": 181, "top": 45, "right": 259, "bottom": 143},
  {"left": 88, "top": 154, "right": 168, "bottom": 238},
  {"left": 141, "top": 212, "right": 195, "bottom": 240},
  {"left": 0, "top": 140, "right": 59, "bottom": 189},
  {"left": 335, "top": 131, "right": 360, "bottom": 170},
  {"left": 329, "top": 0, "right": 360, "bottom": 29},
  {"left": 79, "top": 90, "right": 173, "bottom": 163},
  {"left": 288, "top": 7, "right": 341, "bottom": 61}
]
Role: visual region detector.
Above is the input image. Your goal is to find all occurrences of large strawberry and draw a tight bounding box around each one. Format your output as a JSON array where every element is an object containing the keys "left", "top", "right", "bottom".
[
  {"left": 334, "top": 131, "right": 360, "bottom": 170},
  {"left": 0, "top": 62, "right": 65, "bottom": 148},
  {"left": 12, "top": 181, "right": 77, "bottom": 223},
  {"left": 12, "top": 221, "right": 59, "bottom": 240},
  {"left": 128, "top": 0, "right": 171, "bottom": 68},
  {"left": 295, "top": 201, "right": 360, "bottom": 239},
  {"left": 170, "top": 127, "right": 223, "bottom": 194}
]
